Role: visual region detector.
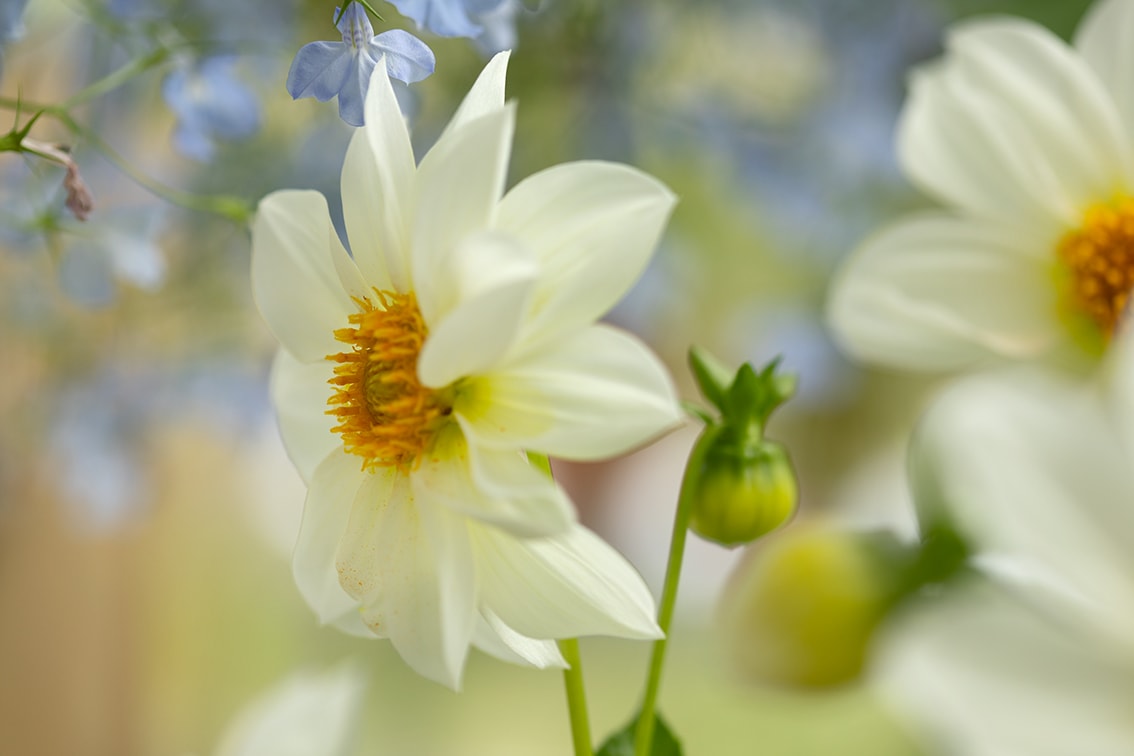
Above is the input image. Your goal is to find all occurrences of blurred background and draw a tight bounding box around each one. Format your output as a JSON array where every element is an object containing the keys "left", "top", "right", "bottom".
[{"left": 0, "top": 0, "right": 1095, "bottom": 753}]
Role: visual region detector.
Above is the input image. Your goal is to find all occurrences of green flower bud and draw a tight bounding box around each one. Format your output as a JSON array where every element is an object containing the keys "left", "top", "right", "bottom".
[
  {"left": 689, "top": 433, "right": 798, "bottom": 547},
  {"left": 718, "top": 523, "right": 970, "bottom": 689}
]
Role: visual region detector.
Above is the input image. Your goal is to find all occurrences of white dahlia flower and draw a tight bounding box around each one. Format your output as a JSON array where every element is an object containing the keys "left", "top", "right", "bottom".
[{"left": 252, "top": 51, "right": 680, "bottom": 688}]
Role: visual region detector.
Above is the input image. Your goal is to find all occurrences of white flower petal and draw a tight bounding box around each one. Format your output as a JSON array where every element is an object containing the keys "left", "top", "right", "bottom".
[
  {"left": 473, "top": 609, "right": 567, "bottom": 669},
  {"left": 412, "top": 104, "right": 516, "bottom": 324},
  {"left": 827, "top": 212, "right": 1062, "bottom": 371},
  {"left": 496, "top": 161, "right": 676, "bottom": 342},
  {"left": 270, "top": 350, "right": 337, "bottom": 484},
  {"left": 458, "top": 324, "right": 681, "bottom": 460},
  {"left": 472, "top": 521, "right": 661, "bottom": 641},
  {"left": 292, "top": 451, "right": 370, "bottom": 625},
  {"left": 412, "top": 425, "right": 574, "bottom": 537},
  {"left": 214, "top": 664, "right": 366, "bottom": 756},
  {"left": 876, "top": 582, "right": 1134, "bottom": 756},
  {"left": 340, "top": 64, "right": 417, "bottom": 292},
  {"left": 1075, "top": 0, "right": 1134, "bottom": 151},
  {"left": 900, "top": 18, "right": 1131, "bottom": 228},
  {"left": 337, "top": 475, "right": 478, "bottom": 689},
  {"left": 251, "top": 191, "right": 356, "bottom": 362},
  {"left": 435, "top": 49, "right": 510, "bottom": 144},
  {"left": 912, "top": 368, "right": 1134, "bottom": 644},
  {"left": 416, "top": 231, "right": 537, "bottom": 388}
]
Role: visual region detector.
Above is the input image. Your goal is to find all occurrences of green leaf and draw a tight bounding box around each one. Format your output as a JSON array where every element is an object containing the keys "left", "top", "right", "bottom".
[
  {"left": 596, "top": 713, "right": 683, "bottom": 756},
  {"left": 688, "top": 346, "right": 733, "bottom": 414}
]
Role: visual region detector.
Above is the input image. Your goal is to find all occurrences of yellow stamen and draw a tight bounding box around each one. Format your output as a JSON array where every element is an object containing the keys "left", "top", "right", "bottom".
[
  {"left": 326, "top": 290, "right": 445, "bottom": 471},
  {"left": 1058, "top": 197, "right": 1134, "bottom": 336}
]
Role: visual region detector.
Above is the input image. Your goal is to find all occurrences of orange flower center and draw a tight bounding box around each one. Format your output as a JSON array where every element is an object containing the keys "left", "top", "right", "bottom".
[
  {"left": 1058, "top": 198, "right": 1134, "bottom": 336},
  {"left": 326, "top": 290, "right": 446, "bottom": 471}
]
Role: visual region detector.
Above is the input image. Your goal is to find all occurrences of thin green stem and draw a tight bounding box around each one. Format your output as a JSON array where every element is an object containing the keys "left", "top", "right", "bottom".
[
  {"left": 61, "top": 48, "right": 168, "bottom": 110},
  {"left": 559, "top": 638, "right": 593, "bottom": 756},
  {"left": 633, "top": 426, "right": 720, "bottom": 756}
]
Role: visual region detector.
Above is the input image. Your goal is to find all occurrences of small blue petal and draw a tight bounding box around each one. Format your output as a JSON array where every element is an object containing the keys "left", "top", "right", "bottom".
[
  {"left": 335, "top": 3, "right": 374, "bottom": 47},
  {"left": 337, "top": 51, "right": 377, "bottom": 127},
  {"left": 370, "top": 29, "right": 435, "bottom": 84},
  {"left": 286, "top": 41, "right": 354, "bottom": 102},
  {"left": 388, "top": 0, "right": 483, "bottom": 38},
  {"left": 0, "top": 0, "right": 30, "bottom": 43}
]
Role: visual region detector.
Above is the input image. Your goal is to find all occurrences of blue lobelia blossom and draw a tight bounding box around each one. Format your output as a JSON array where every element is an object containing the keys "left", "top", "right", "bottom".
[
  {"left": 286, "top": 3, "right": 434, "bottom": 127},
  {"left": 389, "top": 0, "right": 511, "bottom": 39},
  {"left": 162, "top": 56, "right": 261, "bottom": 162}
]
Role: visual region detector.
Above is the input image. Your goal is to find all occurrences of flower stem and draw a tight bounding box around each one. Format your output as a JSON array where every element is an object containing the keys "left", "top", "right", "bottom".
[
  {"left": 559, "top": 638, "right": 594, "bottom": 756},
  {"left": 633, "top": 426, "right": 719, "bottom": 756}
]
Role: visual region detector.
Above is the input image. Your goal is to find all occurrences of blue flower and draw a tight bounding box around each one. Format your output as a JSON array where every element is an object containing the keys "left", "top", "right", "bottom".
[
  {"left": 162, "top": 56, "right": 261, "bottom": 162},
  {"left": 388, "top": 0, "right": 509, "bottom": 39},
  {"left": 286, "top": 4, "right": 435, "bottom": 127},
  {"left": 0, "top": 0, "right": 29, "bottom": 43}
]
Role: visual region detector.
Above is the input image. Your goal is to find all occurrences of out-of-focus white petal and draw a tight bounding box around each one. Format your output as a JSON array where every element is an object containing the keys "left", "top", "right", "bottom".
[
  {"left": 214, "top": 663, "right": 367, "bottom": 756},
  {"left": 342, "top": 66, "right": 417, "bottom": 291},
  {"left": 827, "top": 213, "right": 1061, "bottom": 371},
  {"left": 251, "top": 191, "right": 356, "bottom": 362},
  {"left": 416, "top": 232, "right": 537, "bottom": 388},
  {"left": 912, "top": 368, "right": 1134, "bottom": 645},
  {"left": 435, "top": 49, "right": 510, "bottom": 143},
  {"left": 337, "top": 475, "right": 479, "bottom": 689},
  {"left": 412, "top": 425, "right": 574, "bottom": 537},
  {"left": 458, "top": 324, "right": 682, "bottom": 460},
  {"left": 1075, "top": 0, "right": 1134, "bottom": 150},
  {"left": 899, "top": 19, "right": 1132, "bottom": 228},
  {"left": 472, "top": 521, "right": 661, "bottom": 641},
  {"left": 496, "top": 161, "right": 677, "bottom": 342},
  {"left": 292, "top": 451, "right": 370, "bottom": 625},
  {"left": 472, "top": 609, "right": 567, "bottom": 669},
  {"left": 270, "top": 351, "right": 337, "bottom": 484},
  {"left": 412, "top": 104, "right": 516, "bottom": 323},
  {"left": 876, "top": 582, "right": 1134, "bottom": 756}
]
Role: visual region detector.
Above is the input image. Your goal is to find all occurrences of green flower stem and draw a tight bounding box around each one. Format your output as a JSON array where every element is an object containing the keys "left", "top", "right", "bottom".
[
  {"left": 0, "top": 96, "right": 253, "bottom": 223},
  {"left": 61, "top": 48, "right": 169, "bottom": 110},
  {"left": 560, "top": 638, "right": 593, "bottom": 756},
  {"left": 633, "top": 425, "right": 720, "bottom": 756}
]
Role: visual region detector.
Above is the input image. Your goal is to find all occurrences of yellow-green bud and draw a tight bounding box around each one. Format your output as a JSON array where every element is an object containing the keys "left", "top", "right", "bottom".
[
  {"left": 718, "top": 524, "right": 892, "bottom": 689},
  {"left": 689, "top": 435, "right": 798, "bottom": 547}
]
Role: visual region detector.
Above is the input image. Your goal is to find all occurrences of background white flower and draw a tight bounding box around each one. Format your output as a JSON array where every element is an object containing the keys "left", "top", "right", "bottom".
[
  {"left": 873, "top": 326, "right": 1134, "bottom": 754},
  {"left": 252, "top": 52, "right": 679, "bottom": 688},
  {"left": 828, "top": 0, "right": 1134, "bottom": 371}
]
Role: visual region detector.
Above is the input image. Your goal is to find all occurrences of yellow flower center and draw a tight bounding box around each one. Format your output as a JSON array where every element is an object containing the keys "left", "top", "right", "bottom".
[
  {"left": 1057, "top": 198, "right": 1134, "bottom": 337},
  {"left": 326, "top": 290, "right": 446, "bottom": 471}
]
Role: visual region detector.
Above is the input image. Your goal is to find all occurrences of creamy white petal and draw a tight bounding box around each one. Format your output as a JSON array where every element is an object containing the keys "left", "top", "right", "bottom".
[
  {"left": 214, "top": 664, "right": 366, "bottom": 756},
  {"left": 343, "top": 63, "right": 416, "bottom": 292},
  {"left": 251, "top": 191, "right": 356, "bottom": 362},
  {"left": 292, "top": 451, "right": 370, "bottom": 625},
  {"left": 412, "top": 425, "right": 574, "bottom": 537},
  {"left": 416, "top": 232, "right": 537, "bottom": 388},
  {"left": 457, "top": 324, "right": 681, "bottom": 460},
  {"left": 1102, "top": 316, "right": 1134, "bottom": 451},
  {"left": 472, "top": 521, "right": 661, "bottom": 641},
  {"left": 472, "top": 609, "right": 567, "bottom": 669},
  {"left": 495, "top": 161, "right": 677, "bottom": 343},
  {"left": 876, "top": 582, "right": 1134, "bottom": 756},
  {"left": 337, "top": 474, "right": 478, "bottom": 689},
  {"left": 435, "top": 50, "right": 510, "bottom": 146},
  {"left": 1075, "top": 0, "right": 1134, "bottom": 154},
  {"left": 900, "top": 19, "right": 1131, "bottom": 228},
  {"left": 270, "top": 350, "right": 338, "bottom": 484},
  {"left": 912, "top": 368, "right": 1134, "bottom": 645},
  {"left": 412, "top": 104, "right": 516, "bottom": 325},
  {"left": 827, "top": 212, "right": 1062, "bottom": 371}
]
